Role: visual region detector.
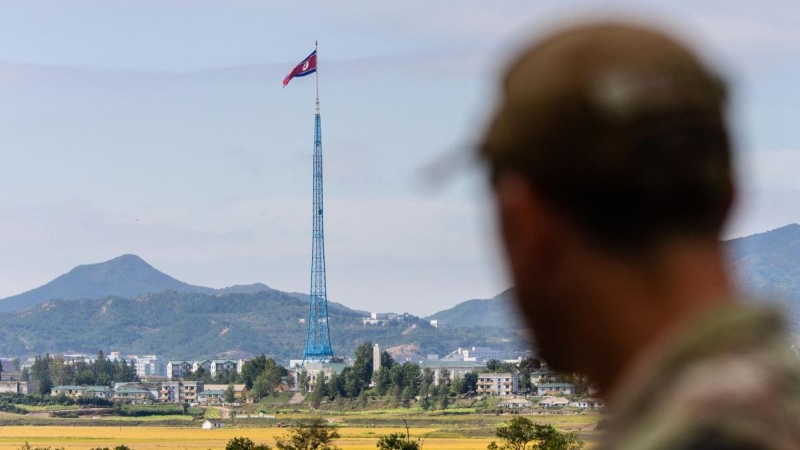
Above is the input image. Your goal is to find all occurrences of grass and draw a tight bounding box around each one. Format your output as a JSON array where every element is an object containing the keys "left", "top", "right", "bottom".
[
  {"left": 13, "top": 405, "right": 79, "bottom": 412},
  {"left": 204, "top": 407, "right": 222, "bottom": 419},
  {"left": 0, "top": 426, "right": 499, "bottom": 450}
]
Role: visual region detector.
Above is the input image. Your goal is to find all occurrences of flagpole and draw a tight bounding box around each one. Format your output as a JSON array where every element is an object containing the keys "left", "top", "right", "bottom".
[{"left": 315, "top": 40, "right": 320, "bottom": 114}]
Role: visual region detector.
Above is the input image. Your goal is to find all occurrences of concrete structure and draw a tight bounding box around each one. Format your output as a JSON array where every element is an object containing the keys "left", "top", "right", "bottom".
[
  {"left": 198, "top": 390, "right": 225, "bottom": 404},
  {"left": 133, "top": 355, "right": 164, "bottom": 377},
  {"left": 572, "top": 398, "right": 605, "bottom": 409},
  {"left": 303, "top": 362, "right": 347, "bottom": 391},
  {"left": 418, "top": 360, "right": 484, "bottom": 385},
  {"left": 0, "top": 381, "right": 31, "bottom": 394},
  {"left": 538, "top": 396, "right": 571, "bottom": 408},
  {"left": 159, "top": 380, "right": 203, "bottom": 403},
  {"left": 476, "top": 373, "right": 519, "bottom": 396},
  {"left": 202, "top": 419, "right": 223, "bottom": 429},
  {"left": 530, "top": 371, "right": 557, "bottom": 385},
  {"left": 373, "top": 344, "right": 381, "bottom": 374},
  {"left": 536, "top": 382, "right": 576, "bottom": 396},
  {"left": 62, "top": 354, "right": 94, "bottom": 365},
  {"left": 113, "top": 388, "right": 151, "bottom": 402},
  {"left": 204, "top": 384, "right": 249, "bottom": 399},
  {"left": 166, "top": 361, "right": 193, "bottom": 379},
  {"left": 497, "top": 398, "right": 532, "bottom": 409},
  {"left": 443, "top": 347, "right": 503, "bottom": 362},
  {"left": 166, "top": 359, "right": 244, "bottom": 379},
  {"left": 429, "top": 319, "right": 446, "bottom": 329},
  {"left": 192, "top": 360, "right": 211, "bottom": 374},
  {"left": 209, "top": 359, "right": 245, "bottom": 377},
  {"left": 51, "top": 385, "right": 113, "bottom": 398}
]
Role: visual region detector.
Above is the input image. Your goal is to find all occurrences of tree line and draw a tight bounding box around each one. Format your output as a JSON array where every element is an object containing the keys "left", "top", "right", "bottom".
[{"left": 23, "top": 351, "right": 138, "bottom": 395}]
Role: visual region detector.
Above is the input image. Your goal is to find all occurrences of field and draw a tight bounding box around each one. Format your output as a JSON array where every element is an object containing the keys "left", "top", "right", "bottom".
[{"left": 0, "top": 426, "right": 497, "bottom": 450}]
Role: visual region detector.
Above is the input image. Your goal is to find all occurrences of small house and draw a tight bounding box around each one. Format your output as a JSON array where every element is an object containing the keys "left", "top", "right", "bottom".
[{"left": 202, "top": 419, "right": 223, "bottom": 430}]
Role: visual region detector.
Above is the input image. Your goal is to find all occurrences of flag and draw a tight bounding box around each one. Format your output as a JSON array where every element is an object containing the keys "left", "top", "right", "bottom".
[{"left": 283, "top": 50, "right": 317, "bottom": 87}]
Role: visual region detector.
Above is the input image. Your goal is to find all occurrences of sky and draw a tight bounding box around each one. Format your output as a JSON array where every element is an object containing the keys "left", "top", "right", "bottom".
[{"left": 0, "top": 0, "right": 799, "bottom": 316}]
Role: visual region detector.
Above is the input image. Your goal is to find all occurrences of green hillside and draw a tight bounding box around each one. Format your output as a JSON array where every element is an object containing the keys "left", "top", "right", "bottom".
[
  {"left": 0, "top": 290, "right": 525, "bottom": 362},
  {"left": 425, "top": 289, "right": 524, "bottom": 329},
  {"left": 0, "top": 254, "right": 213, "bottom": 313},
  {"left": 728, "top": 223, "right": 800, "bottom": 311}
]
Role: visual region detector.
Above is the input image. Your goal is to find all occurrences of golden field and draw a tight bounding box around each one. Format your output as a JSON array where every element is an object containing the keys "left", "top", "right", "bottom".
[{"left": 0, "top": 426, "right": 497, "bottom": 450}]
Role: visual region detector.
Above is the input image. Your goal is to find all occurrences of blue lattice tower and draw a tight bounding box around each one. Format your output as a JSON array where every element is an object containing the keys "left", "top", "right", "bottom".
[{"left": 303, "top": 43, "right": 334, "bottom": 362}]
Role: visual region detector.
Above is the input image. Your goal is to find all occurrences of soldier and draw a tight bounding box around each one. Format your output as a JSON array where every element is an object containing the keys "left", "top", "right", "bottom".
[{"left": 478, "top": 22, "right": 800, "bottom": 449}]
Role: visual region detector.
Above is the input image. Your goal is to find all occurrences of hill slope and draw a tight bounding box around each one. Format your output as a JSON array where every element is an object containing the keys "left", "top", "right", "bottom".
[
  {"left": 429, "top": 224, "right": 800, "bottom": 328},
  {"left": 728, "top": 223, "right": 800, "bottom": 310},
  {"left": 0, "top": 255, "right": 213, "bottom": 312},
  {"left": 0, "top": 290, "right": 525, "bottom": 361},
  {"left": 425, "top": 289, "right": 524, "bottom": 329}
]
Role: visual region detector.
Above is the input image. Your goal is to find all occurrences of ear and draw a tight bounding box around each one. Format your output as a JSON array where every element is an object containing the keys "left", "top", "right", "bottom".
[{"left": 494, "top": 173, "right": 561, "bottom": 278}]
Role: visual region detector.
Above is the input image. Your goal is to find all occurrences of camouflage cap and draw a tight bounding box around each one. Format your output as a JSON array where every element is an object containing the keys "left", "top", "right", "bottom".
[
  {"left": 481, "top": 22, "right": 727, "bottom": 167},
  {"left": 480, "top": 22, "right": 733, "bottom": 245}
]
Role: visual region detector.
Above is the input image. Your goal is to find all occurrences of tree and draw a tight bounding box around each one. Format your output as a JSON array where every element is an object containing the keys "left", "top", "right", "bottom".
[
  {"left": 463, "top": 372, "right": 478, "bottom": 394},
  {"left": 298, "top": 370, "right": 309, "bottom": 392},
  {"left": 224, "top": 384, "right": 236, "bottom": 403},
  {"left": 226, "top": 436, "right": 271, "bottom": 450},
  {"left": 310, "top": 376, "right": 327, "bottom": 409},
  {"left": 275, "top": 418, "right": 340, "bottom": 450},
  {"left": 493, "top": 417, "right": 535, "bottom": 450},
  {"left": 240, "top": 355, "right": 269, "bottom": 389},
  {"left": 351, "top": 341, "right": 374, "bottom": 392},
  {"left": 377, "top": 421, "right": 423, "bottom": 450},
  {"left": 30, "top": 354, "right": 53, "bottom": 395},
  {"left": 492, "top": 418, "right": 583, "bottom": 450}
]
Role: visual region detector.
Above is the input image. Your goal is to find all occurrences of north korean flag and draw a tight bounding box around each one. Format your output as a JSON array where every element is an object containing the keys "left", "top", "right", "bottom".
[{"left": 283, "top": 50, "right": 317, "bottom": 87}]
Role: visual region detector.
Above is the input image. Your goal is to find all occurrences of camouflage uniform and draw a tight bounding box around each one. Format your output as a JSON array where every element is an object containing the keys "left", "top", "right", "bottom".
[{"left": 601, "top": 305, "right": 800, "bottom": 450}]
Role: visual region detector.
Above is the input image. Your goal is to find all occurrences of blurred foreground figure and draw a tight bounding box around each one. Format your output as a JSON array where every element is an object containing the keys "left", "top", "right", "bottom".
[{"left": 479, "top": 23, "right": 800, "bottom": 450}]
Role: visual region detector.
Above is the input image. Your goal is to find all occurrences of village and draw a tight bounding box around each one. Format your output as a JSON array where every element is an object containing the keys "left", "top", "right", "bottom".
[{"left": 0, "top": 344, "right": 604, "bottom": 416}]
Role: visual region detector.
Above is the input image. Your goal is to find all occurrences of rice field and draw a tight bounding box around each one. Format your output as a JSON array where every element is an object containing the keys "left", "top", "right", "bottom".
[{"left": 0, "top": 426, "right": 498, "bottom": 450}]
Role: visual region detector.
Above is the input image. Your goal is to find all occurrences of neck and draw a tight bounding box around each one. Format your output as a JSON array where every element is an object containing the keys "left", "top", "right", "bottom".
[{"left": 576, "top": 238, "right": 735, "bottom": 394}]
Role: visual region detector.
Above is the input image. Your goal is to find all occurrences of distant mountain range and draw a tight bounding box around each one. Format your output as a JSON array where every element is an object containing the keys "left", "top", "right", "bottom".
[
  {"left": 728, "top": 223, "right": 800, "bottom": 313},
  {"left": 0, "top": 223, "right": 798, "bottom": 359},
  {"left": 425, "top": 289, "right": 524, "bottom": 329},
  {"left": 1, "top": 255, "right": 200, "bottom": 312},
  {"left": 0, "top": 255, "right": 524, "bottom": 360}
]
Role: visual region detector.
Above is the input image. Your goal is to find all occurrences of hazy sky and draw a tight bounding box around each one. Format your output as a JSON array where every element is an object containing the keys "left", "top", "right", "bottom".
[{"left": 0, "top": 1, "right": 799, "bottom": 315}]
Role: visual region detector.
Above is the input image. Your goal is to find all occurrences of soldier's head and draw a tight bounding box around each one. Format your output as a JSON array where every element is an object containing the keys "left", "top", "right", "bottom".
[{"left": 479, "top": 22, "right": 733, "bottom": 372}]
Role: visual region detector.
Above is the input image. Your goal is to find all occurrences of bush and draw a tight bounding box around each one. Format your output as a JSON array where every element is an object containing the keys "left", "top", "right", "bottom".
[
  {"left": 113, "top": 404, "right": 184, "bottom": 417},
  {"left": 226, "top": 437, "right": 271, "bottom": 450},
  {"left": 0, "top": 401, "right": 28, "bottom": 414}
]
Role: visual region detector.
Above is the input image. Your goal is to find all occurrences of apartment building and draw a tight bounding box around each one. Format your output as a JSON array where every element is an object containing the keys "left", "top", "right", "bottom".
[{"left": 476, "top": 373, "right": 519, "bottom": 396}]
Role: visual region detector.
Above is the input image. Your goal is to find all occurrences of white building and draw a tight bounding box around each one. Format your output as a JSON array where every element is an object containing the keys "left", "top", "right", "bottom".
[
  {"left": 134, "top": 355, "right": 164, "bottom": 378},
  {"left": 429, "top": 319, "right": 446, "bottom": 328},
  {"left": 571, "top": 398, "right": 604, "bottom": 409},
  {"left": 443, "top": 347, "right": 503, "bottom": 362},
  {"left": 202, "top": 419, "right": 223, "bottom": 429},
  {"left": 166, "top": 361, "right": 193, "bottom": 379},
  {"left": 418, "top": 361, "right": 484, "bottom": 385},
  {"left": 302, "top": 362, "right": 348, "bottom": 391},
  {"left": 538, "top": 396, "right": 571, "bottom": 408},
  {"left": 159, "top": 380, "right": 203, "bottom": 403},
  {"left": 476, "top": 373, "right": 519, "bottom": 396},
  {"left": 0, "top": 381, "right": 31, "bottom": 394},
  {"left": 209, "top": 359, "right": 245, "bottom": 377},
  {"left": 536, "top": 382, "right": 576, "bottom": 396}
]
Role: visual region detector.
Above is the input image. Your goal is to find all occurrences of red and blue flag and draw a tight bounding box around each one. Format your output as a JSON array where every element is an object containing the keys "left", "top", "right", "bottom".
[{"left": 283, "top": 50, "right": 317, "bottom": 87}]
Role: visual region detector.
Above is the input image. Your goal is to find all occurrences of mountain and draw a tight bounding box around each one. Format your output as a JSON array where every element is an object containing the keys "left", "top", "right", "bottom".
[
  {"left": 425, "top": 289, "right": 525, "bottom": 329},
  {"left": 0, "top": 290, "right": 525, "bottom": 361},
  {"left": 728, "top": 223, "right": 800, "bottom": 310},
  {"left": 214, "top": 283, "right": 272, "bottom": 295},
  {"left": 0, "top": 255, "right": 213, "bottom": 313},
  {"left": 428, "top": 224, "right": 800, "bottom": 328}
]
